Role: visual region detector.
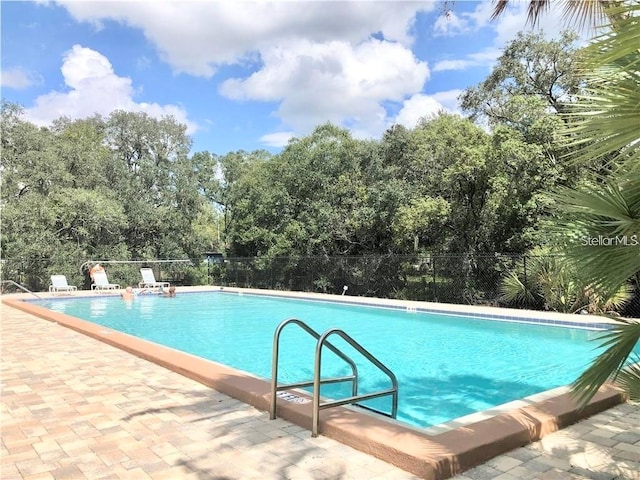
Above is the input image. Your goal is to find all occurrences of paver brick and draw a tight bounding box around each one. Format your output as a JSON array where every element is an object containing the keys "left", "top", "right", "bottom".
[
  {"left": 487, "top": 455, "right": 522, "bottom": 472},
  {"left": 613, "top": 431, "right": 640, "bottom": 444},
  {"left": 50, "top": 464, "right": 86, "bottom": 479},
  {"left": 505, "top": 447, "right": 541, "bottom": 462},
  {"left": 491, "top": 473, "right": 520, "bottom": 480},
  {"left": 22, "top": 472, "right": 55, "bottom": 480},
  {"left": 612, "top": 449, "right": 640, "bottom": 462},
  {"left": 14, "top": 457, "right": 58, "bottom": 477}
]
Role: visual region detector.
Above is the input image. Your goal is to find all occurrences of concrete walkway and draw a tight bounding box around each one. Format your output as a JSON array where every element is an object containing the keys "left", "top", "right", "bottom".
[{"left": 2, "top": 303, "right": 639, "bottom": 479}]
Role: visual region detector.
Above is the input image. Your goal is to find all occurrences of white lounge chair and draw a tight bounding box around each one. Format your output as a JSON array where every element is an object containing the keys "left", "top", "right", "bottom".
[
  {"left": 91, "top": 270, "right": 120, "bottom": 291},
  {"left": 138, "top": 268, "right": 170, "bottom": 289},
  {"left": 49, "top": 275, "right": 77, "bottom": 295}
]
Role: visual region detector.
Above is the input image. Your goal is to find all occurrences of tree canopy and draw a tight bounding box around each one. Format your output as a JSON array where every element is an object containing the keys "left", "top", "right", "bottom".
[{"left": 1, "top": 105, "right": 219, "bottom": 277}]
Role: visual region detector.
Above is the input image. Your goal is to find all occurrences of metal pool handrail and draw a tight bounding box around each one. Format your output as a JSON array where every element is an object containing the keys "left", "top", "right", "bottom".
[
  {"left": 312, "top": 328, "right": 398, "bottom": 437},
  {"left": 270, "top": 318, "right": 359, "bottom": 421},
  {"left": 0, "top": 280, "right": 43, "bottom": 299},
  {"left": 270, "top": 318, "right": 398, "bottom": 437}
]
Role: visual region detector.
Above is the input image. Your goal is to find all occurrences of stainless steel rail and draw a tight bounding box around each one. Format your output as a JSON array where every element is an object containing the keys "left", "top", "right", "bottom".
[
  {"left": 270, "top": 318, "right": 398, "bottom": 437},
  {"left": 0, "top": 280, "right": 43, "bottom": 299},
  {"left": 312, "top": 328, "right": 398, "bottom": 436},
  {"left": 270, "top": 318, "right": 358, "bottom": 420}
]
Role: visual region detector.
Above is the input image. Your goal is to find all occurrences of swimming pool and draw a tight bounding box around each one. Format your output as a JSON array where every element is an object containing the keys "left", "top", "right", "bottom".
[{"left": 36, "top": 290, "right": 623, "bottom": 429}]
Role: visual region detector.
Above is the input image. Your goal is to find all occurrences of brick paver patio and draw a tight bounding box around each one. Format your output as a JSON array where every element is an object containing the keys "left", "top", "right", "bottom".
[{"left": 2, "top": 301, "right": 639, "bottom": 479}]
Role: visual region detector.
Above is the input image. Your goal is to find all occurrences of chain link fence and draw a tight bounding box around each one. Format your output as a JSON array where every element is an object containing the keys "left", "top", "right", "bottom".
[
  {"left": 218, "top": 254, "right": 517, "bottom": 303},
  {"left": 2, "top": 254, "right": 639, "bottom": 318}
]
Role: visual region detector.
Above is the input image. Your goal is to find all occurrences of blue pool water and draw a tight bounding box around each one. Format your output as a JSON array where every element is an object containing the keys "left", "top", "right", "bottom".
[{"left": 38, "top": 292, "right": 619, "bottom": 428}]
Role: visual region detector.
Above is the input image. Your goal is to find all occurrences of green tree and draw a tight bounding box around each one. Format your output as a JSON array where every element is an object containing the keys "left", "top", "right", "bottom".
[
  {"left": 459, "top": 29, "right": 613, "bottom": 252},
  {"left": 50, "top": 116, "right": 113, "bottom": 190},
  {"left": 1, "top": 102, "right": 65, "bottom": 197},
  {"left": 393, "top": 196, "right": 450, "bottom": 251},
  {"left": 403, "top": 114, "right": 492, "bottom": 253},
  {"left": 218, "top": 149, "right": 274, "bottom": 256},
  {"left": 222, "top": 125, "right": 396, "bottom": 259},
  {"left": 461, "top": 31, "right": 582, "bottom": 123},
  {"left": 102, "top": 110, "right": 205, "bottom": 260},
  {"left": 0, "top": 105, "right": 214, "bottom": 287},
  {"left": 485, "top": 125, "right": 558, "bottom": 251}
]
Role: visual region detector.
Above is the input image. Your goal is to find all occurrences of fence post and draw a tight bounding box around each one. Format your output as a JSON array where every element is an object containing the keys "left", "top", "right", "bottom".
[
  {"left": 432, "top": 256, "right": 437, "bottom": 302},
  {"left": 523, "top": 255, "right": 528, "bottom": 288}
]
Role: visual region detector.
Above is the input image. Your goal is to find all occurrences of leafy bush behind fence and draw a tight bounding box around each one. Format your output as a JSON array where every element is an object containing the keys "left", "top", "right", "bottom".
[{"left": 2, "top": 254, "right": 638, "bottom": 317}]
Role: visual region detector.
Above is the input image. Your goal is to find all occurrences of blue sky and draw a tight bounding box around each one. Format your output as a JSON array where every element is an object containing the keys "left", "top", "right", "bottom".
[{"left": 1, "top": 1, "right": 570, "bottom": 155}]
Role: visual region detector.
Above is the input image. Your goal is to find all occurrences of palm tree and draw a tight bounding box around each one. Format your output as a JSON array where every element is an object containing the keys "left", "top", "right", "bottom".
[
  {"left": 491, "top": 0, "right": 625, "bottom": 28},
  {"left": 491, "top": 0, "right": 640, "bottom": 405},
  {"left": 555, "top": 173, "right": 640, "bottom": 405},
  {"left": 499, "top": 247, "right": 633, "bottom": 314}
]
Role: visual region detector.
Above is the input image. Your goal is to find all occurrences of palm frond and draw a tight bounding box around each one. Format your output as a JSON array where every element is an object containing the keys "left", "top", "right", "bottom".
[
  {"left": 564, "top": 70, "right": 640, "bottom": 168},
  {"left": 563, "top": 0, "right": 614, "bottom": 30},
  {"left": 490, "top": 0, "right": 627, "bottom": 29},
  {"left": 562, "top": 2, "right": 640, "bottom": 171},
  {"left": 556, "top": 179, "right": 640, "bottom": 232},
  {"left": 526, "top": 0, "right": 552, "bottom": 26},
  {"left": 535, "top": 257, "right": 580, "bottom": 312},
  {"left": 600, "top": 283, "right": 634, "bottom": 312},
  {"left": 575, "top": 282, "right": 633, "bottom": 314},
  {"left": 579, "top": 2, "right": 640, "bottom": 68},
  {"left": 499, "top": 271, "right": 538, "bottom": 305},
  {"left": 490, "top": 0, "right": 510, "bottom": 21},
  {"left": 552, "top": 176, "right": 640, "bottom": 297},
  {"left": 615, "top": 359, "right": 640, "bottom": 401},
  {"left": 571, "top": 319, "right": 640, "bottom": 407}
]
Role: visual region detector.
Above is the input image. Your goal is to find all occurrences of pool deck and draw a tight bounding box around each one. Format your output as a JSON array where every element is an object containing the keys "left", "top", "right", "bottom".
[{"left": 2, "top": 290, "right": 639, "bottom": 479}]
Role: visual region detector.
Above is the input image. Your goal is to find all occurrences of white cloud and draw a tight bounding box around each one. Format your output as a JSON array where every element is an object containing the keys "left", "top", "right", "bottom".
[
  {"left": 433, "top": 47, "right": 502, "bottom": 72},
  {"left": 433, "top": 59, "right": 472, "bottom": 72},
  {"left": 56, "top": 1, "right": 435, "bottom": 77},
  {"left": 52, "top": 1, "right": 436, "bottom": 140},
  {"left": 468, "top": 48, "right": 503, "bottom": 63},
  {"left": 1, "top": 67, "right": 43, "bottom": 89},
  {"left": 433, "top": 11, "right": 470, "bottom": 37},
  {"left": 260, "top": 131, "right": 295, "bottom": 148},
  {"left": 394, "top": 94, "right": 440, "bottom": 128},
  {"left": 221, "top": 38, "right": 429, "bottom": 136},
  {"left": 136, "top": 56, "right": 152, "bottom": 70},
  {"left": 394, "top": 89, "right": 464, "bottom": 129},
  {"left": 431, "top": 89, "right": 464, "bottom": 113},
  {"left": 25, "top": 45, "right": 197, "bottom": 133}
]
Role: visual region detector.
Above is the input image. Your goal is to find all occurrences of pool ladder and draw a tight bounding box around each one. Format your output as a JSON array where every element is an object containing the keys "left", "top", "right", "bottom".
[{"left": 270, "top": 318, "right": 398, "bottom": 437}]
